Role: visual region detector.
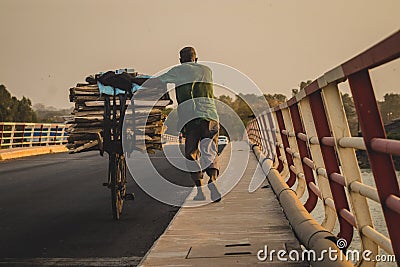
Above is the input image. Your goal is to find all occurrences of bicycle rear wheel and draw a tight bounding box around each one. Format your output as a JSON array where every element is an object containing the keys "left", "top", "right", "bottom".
[{"left": 110, "top": 154, "right": 127, "bottom": 220}]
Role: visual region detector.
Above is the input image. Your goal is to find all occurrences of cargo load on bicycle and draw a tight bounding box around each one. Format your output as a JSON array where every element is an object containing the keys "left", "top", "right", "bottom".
[{"left": 66, "top": 69, "right": 172, "bottom": 155}]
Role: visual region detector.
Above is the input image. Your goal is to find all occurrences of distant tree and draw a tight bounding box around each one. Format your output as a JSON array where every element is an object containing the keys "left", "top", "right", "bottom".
[
  {"left": 14, "top": 97, "right": 37, "bottom": 122},
  {"left": 300, "top": 80, "right": 313, "bottom": 90},
  {"left": 0, "top": 85, "right": 13, "bottom": 121},
  {"left": 341, "top": 93, "right": 358, "bottom": 136},
  {"left": 216, "top": 93, "right": 278, "bottom": 140},
  {"left": 379, "top": 93, "right": 400, "bottom": 125},
  {"left": 341, "top": 92, "right": 400, "bottom": 136},
  {"left": 264, "top": 94, "right": 287, "bottom": 107},
  {"left": 289, "top": 80, "right": 313, "bottom": 97},
  {"left": 33, "top": 103, "right": 74, "bottom": 123},
  {"left": 0, "top": 84, "right": 37, "bottom": 122},
  {"left": 217, "top": 95, "right": 234, "bottom": 106},
  {"left": 232, "top": 94, "right": 254, "bottom": 124}
]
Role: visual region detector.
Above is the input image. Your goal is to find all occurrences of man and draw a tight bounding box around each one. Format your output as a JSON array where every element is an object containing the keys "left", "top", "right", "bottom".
[
  {"left": 178, "top": 132, "right": 183, "bottom": 144},
  {"left": 137, "top": 47, "right": 221, "bottom": 202}
]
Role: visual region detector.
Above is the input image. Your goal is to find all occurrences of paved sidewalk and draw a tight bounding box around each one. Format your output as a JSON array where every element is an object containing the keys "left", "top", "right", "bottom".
[
  {"left": 0, "top": 145, "right": 68, "bottom": 160},
  {"left": 139, "top": 142, "right": 307, "bottom": 266}
]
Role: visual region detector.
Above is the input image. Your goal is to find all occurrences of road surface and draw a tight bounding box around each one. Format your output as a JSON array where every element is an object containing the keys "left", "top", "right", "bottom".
[{"left": 0, "top": 147, "right": 196, "bottom": 266}]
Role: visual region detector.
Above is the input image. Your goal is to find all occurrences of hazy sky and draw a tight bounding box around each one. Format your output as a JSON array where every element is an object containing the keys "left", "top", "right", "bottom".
[{"left": 0, "top": 0, "right": 399, "bottom": 108}]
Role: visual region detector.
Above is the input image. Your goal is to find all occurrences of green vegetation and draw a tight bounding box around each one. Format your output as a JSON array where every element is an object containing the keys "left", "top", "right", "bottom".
[
  {"left": 341, "top": 92, "right": 400, "bottom": 137},
  {"left": 214, "top": 93, "right": 287, "bottom": 140},
  {"left": 379, "top": 93, "right": 400, "bottom": 125},
  {"left": 33, "top": 104, "right": 73, "bottom": 123},
  {"left": 342, "top": 93, "right": 358, "bottom": 136},
  {"left": 0, "top": 84, "right": 37, "bottom": 122},
  {"left": 0, "top": 84, "right": 72, "bottom": 123}
]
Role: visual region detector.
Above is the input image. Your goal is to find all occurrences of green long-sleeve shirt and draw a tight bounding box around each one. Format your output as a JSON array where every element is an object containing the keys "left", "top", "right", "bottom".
[{"left": 158, "top": 62, "right": 219, "bottom": 131}]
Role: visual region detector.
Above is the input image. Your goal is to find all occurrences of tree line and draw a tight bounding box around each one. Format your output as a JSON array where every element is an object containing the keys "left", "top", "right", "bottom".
[
  {"left": 0, "top": 85, "right": 72, "bottom": 123},
  {"left": 1, "top": 83, "right": 399, "bottom": 134},
  {"left": 214, "top": 87, "right": 399, "bottom": 140},
  {"left": 0, "top": 84, "right": 37, "bottom": 122}
]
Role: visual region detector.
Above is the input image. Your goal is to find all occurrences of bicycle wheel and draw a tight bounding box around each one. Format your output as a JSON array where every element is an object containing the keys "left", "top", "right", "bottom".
[{"left": 110, "top": 154, "right": 127, "bottom": 220}]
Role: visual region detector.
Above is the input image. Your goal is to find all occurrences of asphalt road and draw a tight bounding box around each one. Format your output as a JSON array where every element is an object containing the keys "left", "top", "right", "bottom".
[{"left": 0, "top": 147, "right": 195, "bottom": 265}]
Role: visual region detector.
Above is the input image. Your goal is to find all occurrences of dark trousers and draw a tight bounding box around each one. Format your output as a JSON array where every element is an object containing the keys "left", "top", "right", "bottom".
[{"left": 184, "top": 119, "right": 220, "bottom": 182}]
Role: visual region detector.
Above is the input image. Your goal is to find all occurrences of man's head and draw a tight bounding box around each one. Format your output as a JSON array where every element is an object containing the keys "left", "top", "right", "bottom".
[{"left": 180, "top": 46, "right": 197, "bottom": 63}]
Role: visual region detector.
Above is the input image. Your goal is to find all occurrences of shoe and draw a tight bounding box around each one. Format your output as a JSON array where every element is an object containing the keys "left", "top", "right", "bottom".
[
  {"left": 193, "top": 191, "right": 206, "bottom": 201},
  {"left": 208, "top": 183, "right": 222, "bottom": 202}
]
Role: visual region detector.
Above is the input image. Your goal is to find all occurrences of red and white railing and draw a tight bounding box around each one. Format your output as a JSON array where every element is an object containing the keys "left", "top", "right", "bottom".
[{"left": 247, "top": 30, "right": 400, "bottom": 265}]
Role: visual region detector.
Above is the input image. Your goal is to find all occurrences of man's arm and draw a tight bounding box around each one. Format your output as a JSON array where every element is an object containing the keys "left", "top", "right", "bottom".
[
  {"left": 131, "top": 65, "right": 178, "bottom": 88},
  {"left": 131, "top": 77, "right": 165, "bottom": 88}
]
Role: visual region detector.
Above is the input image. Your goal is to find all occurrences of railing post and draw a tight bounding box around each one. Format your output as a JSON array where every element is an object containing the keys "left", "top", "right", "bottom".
[
  {"left": 54, "top": 125, "right": 59, "bottom": 145},
  {"left": 348, "top": 69, "right": 400, "bottom": 264},
  {"left": 29, "top": 124, "right": 35, "bottom": 147},
  {"left": 256, "top": 116, "right": 267, "bottom": 155},
  {"left": 60, "top": 123, "right": 67, "bottom": 145},
  {"left": 10, "top": 123, "right": 15, "bottom": 148},
  {"left": 309, "top": 90, "right": 353, "bottom": 245},
  {"left": 289, "top": 102, "right": 318, "bottom": 213},
  {"left": 275, "top": 109, "right": 296, "bottom": 187},
  {"left": 0, "top": 123, "right": 3, "bottom": 148},
  {"left": 253, "top": 119, "right": 262, "bottom": 148},
  {"left": 21, "top": 124, "right": 26, "bottom": 147},
  {"left": 38, "top": 124, "right": 43, "bottom": 145},
  {"left": 262, "top": 115, "right": 273, "bottom": 157},
  {"left": 298, "top": 97, "right": 336, "bottom": 231},
  {"left": 265, "top": 114, "right": 275, "bottom": 158},
  {"left": 45, "top": 124, "right": 51, "bottom": 146},
  {"left": 247, "top": 121, "right": 253, "bottom": 144},
  {"left": 265, "top": 111, "right": 281, "bottom": 171},
  {"left": 281, "top": 106, "right": 306, "bottom": 197},
  {"left": 272, "top": 111, "right": 290, "bottom": 179},
  {"left": 322, "top": 82, "right": 378, "bottom": 263}
]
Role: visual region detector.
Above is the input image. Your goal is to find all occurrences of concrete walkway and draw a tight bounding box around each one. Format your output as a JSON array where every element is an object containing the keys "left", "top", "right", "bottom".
[{"left": 139, "top": 142, "right": 308, "bottom": 266}]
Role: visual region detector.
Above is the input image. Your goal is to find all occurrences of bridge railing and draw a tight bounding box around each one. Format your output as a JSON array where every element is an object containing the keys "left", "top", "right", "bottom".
[
  {"left": 162, "top": 133, "right": 181, "bottom": 143},
  {"left": 0, "top": 122, "right": 69, "bottom": 149},
  {"left": 247, "top": 30, "right": 400, "bottom": 265}
]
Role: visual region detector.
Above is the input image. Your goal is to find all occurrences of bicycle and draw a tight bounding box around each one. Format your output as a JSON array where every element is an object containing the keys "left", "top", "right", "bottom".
[
  {"left": 97, "top": 73, "right": 170, "bottom": 220},
  {"left": 102, "top": 88, "right": 133, "bottom": 220}
]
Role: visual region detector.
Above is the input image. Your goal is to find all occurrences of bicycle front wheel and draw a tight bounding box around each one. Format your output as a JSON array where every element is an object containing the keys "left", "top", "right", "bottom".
[{"left": 110, "top": 154, "right": 127, "bottom": 220}]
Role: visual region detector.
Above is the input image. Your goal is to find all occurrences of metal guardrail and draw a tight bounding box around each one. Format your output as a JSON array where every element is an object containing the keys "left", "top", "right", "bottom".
[
  {"left": 0, "top": 121, "right": 179, "bottom": 150},
  {"left": 162, "top": 133, "right": 179, "bottom": 143},
  {"left": 247, "top": 30, "right": 400, "bottom": 266},
  {"left": 0, "top": 122, "right": 68, "bottom": 149}
]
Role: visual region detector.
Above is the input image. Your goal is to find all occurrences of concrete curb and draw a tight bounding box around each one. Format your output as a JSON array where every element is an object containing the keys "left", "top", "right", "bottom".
[{"left": 0, "top": 145, "right": 68, "bottom": 161}]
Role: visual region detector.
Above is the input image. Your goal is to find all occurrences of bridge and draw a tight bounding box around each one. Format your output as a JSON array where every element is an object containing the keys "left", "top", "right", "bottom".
[{"left": 0, "top": 31, "right": 399, "bottom": 266}]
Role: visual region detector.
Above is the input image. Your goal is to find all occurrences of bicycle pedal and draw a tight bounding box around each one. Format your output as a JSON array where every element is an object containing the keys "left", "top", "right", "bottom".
[{"left": 125, "top": 193, "right": 135, "bottom": 201}]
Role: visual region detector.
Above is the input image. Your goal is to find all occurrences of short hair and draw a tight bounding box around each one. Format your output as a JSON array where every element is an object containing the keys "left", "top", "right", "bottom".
[{"left": 180, "top": 46, "right": 196, "bottom": 61}]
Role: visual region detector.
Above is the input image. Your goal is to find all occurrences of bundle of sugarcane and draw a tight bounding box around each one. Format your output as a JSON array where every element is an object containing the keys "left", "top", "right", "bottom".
[{"left": 67, "top": 74, "right": 172, "bottom": 154}]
